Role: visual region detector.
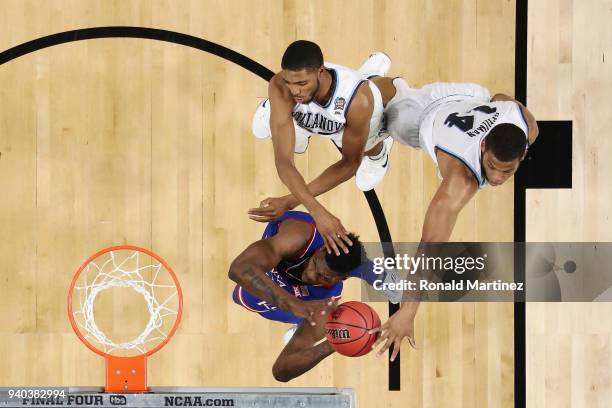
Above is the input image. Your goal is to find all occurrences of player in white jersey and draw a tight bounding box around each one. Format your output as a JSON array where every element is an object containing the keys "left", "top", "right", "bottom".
[
  {"left": 248, "top": 41, "right": 393, "bottom": 256},
  {"left": 365, "top": 77, "right": 539, "bottom": 362}
]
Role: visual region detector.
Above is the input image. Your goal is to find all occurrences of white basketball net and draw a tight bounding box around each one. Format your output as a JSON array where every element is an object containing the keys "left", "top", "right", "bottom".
[{"left": 71, "top": 249, "right": 180, "bottom": 355}]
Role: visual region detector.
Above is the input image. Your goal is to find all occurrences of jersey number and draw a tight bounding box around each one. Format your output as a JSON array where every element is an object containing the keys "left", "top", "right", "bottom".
[{"left": 444, "top": 105, "right": 497, "bottom": 133}]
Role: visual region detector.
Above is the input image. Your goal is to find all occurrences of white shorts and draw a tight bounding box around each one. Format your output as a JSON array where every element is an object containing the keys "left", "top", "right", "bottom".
[
  {"left": 252, "top": 81, "right": 387, "bottom": 154},
  {"left": 319, "top": 80, "right": 387, "bottom": 151},
  {"left": 385, "top": 79, "right": 491, "bottom": 148}
]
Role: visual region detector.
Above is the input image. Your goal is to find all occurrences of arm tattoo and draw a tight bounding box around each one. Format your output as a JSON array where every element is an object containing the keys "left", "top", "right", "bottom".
[{"left": 241, "top": 266, "right": 280, "bottom": 306}]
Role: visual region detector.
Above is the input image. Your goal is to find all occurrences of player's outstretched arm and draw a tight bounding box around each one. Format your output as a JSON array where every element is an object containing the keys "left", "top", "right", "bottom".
[
  {"left": 491, "top": 93, "right": 539, "bottom": 145},
  {"left": 420, "top": 169, "right": 478, "bottom": 243},
  {"left": 228, "top": 239, "right": 296, "bottom": 313},
  {"left": 296, "top": 83, "right": 373, "bottom": 200},
  {"left": 371, "top": 158, "right": 478, "bottom": 360},
  {"left": 269, "top": 84, "right": 373, "bottom": 214},
  {"left": 250, "top": 85, "right": 372, "bottom": 254},
  {"left": 267, "top": 77, "right": 322, "bottom": 220},
  {"left": 256, "top": 76, "right": 353, "bottom": 256},
  {"left": 284, "top": 85, "right": 373, "bottom": 255},
  {"left": 272, "top": 314, "right": 334, "bottom": 382}
]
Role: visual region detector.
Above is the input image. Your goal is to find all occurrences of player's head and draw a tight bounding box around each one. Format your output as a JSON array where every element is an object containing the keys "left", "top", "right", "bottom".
[
  {"left": 302, "top": 234, "right": 363, "bottom": 286},
  {"left": 481, "top": 123, "right": 528, "bottom": 186},
  {"left": 280, "top": 40, "right": 325, "bottom": 104}
]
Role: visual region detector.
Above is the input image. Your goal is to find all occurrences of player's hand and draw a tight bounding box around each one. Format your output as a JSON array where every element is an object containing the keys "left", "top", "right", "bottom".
[
  {"left": 289, "top": 297, "right": 340, "bottom": 327},
  {"left": 310, "top": 207, "right": 352, "bottom": 255},
  {"left": 248, "top": 196, "right": 296, "bottom": 222},
  {"left": 369, "top": 307, "right": 416, "bottom": 362}
]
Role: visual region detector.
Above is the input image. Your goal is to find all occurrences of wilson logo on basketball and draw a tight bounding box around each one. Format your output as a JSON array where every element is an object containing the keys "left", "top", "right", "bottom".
[{"left": 326, "top": 328, "right": 351, "bottom": 339}]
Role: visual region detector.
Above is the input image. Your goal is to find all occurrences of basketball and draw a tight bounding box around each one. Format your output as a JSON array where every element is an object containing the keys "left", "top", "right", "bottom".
[{"left": 325, "top": 301, "right": 381, "bottom": 357}]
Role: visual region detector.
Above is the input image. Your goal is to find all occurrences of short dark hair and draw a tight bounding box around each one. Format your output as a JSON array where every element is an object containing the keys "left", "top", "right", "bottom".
[
  {"left": 484, "top": 123, "right": 527, "bottom": 162},
  {"left": 281, "top": 40, "right": 324, "bottom": 72},
  {"left": 324, "top": 233, "right": 363, "bottom": 277}
]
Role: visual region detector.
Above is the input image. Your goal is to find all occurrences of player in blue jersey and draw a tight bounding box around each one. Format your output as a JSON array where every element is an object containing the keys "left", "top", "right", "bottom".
[{"left": 228, "top": 211, "right": 388, "bottom": 382}]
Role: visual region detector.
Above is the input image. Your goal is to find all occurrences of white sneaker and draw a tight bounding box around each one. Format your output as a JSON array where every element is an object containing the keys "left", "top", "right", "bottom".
[
  {"left": 252, "top": 99, "right": 271, "bottom": 139},
  {"left": 252, "top": 99, "right": 310, "bottom": 153},
  {"left": 358, "top": 52, "right": 392, "bottom": 79},
  {"left": 355, "top": 136, "right": 393, "bottom": 191},
  {"left": 282, "top": 324, "right": 299, "bottom": 345}
]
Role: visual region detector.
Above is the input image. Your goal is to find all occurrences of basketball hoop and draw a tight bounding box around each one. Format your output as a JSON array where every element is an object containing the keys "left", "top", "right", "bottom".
[{"left": 68, "top": 245, "right": 183, "bottom": 393}]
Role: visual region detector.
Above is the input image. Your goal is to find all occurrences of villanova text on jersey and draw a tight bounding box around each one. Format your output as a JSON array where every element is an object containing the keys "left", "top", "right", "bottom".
[{"left": 293, "top": 111, "right": 344, "bottom": 134}]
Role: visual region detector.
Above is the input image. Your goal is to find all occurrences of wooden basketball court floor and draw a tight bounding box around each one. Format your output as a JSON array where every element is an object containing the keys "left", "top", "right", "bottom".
[{"left": 0, "top": 1, "right": 610, "bottom": 407}]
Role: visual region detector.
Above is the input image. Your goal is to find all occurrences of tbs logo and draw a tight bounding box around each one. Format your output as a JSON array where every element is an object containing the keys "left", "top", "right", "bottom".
[{"left": 109, "top": 395, "right": 127, "bottom": 405}]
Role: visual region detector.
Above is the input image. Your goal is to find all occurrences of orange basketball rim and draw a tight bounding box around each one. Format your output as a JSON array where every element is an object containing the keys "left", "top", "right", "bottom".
[{"left": 67, "top": 245, "right": 183, "bottom": 392}]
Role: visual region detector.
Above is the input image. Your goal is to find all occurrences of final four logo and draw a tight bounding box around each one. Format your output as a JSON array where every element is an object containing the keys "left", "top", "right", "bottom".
[{"left": 334, "top": 97, "right": 346, "bottom": 112}]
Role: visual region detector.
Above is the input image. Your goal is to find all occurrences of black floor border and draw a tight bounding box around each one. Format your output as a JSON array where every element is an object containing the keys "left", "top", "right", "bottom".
[
  {"left": 0, "top": 26, "right": 399, "bottom": 390},
  {"left": 514, "top": 1, "right": 528, "bottom": 407},
  {"left": 0, "top": 27, "right": 273, "bottom": 79},
  {"left": 364, "top": 191, "right": 400, "bottom": 390}
]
